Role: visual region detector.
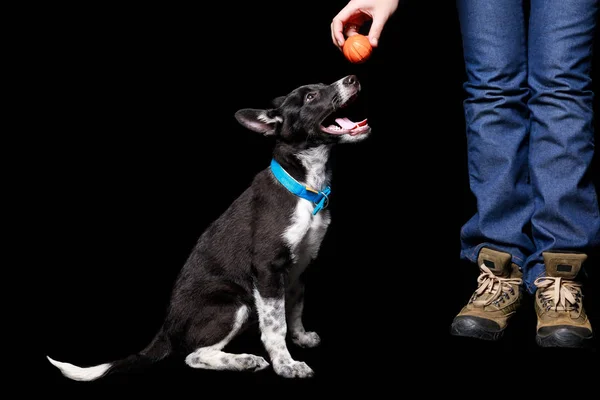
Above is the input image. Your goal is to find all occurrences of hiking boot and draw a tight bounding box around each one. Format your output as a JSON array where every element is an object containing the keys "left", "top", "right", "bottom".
[
  {"left": 533, "top": 252, "right": 593, "bottom": 348},
  {"left": 450, "top": 248, "right": 523, "bottom": 341}
]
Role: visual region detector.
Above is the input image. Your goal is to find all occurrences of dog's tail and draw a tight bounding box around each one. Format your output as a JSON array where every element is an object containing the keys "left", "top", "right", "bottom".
[{"left": 47, "top": 326, "right": 172, "bottom": 382}]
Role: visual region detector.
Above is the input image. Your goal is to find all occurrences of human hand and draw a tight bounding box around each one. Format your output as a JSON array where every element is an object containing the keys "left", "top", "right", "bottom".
[{"left": 330, "top": 0, "right": 399, "bottom": 51}]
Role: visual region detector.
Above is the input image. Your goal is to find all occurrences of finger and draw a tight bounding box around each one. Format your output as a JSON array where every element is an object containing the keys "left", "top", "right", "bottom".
[
  {"left": 344, "top": 23, "right": 360, "bottom": 37},
  {"left": 331, "top": 21, "right": 343, "bottom": 50},
  {"left": 330, "top": 6, "right": 357, "bottom": 48},
  {"left": 367, "top": 14, "right": 388, "bottom": 47},
  {"left": 331, "top": 18, "right": 346, "bottom": 48}
]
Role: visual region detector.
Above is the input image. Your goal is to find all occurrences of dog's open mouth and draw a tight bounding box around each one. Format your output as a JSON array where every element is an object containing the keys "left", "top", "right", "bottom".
[{"left": 320, "top": 95, "right": 370, "bottom": 136}]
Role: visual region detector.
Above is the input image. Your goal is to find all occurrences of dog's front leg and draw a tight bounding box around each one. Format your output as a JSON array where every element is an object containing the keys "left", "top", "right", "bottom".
[
  {"left": 286, "top": 282, "right": 320, "bottom": 348},
  {"left": 254, "top": 273, "right": 314, "bottom": 379}
]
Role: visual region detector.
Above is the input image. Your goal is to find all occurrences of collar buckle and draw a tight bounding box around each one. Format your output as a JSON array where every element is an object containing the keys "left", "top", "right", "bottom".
[{"left": 312, "top": 187, "right": 331, "bottom": 215}]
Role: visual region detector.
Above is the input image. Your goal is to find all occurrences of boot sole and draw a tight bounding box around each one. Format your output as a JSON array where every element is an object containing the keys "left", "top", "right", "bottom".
[
  {"left": 450, "top": 316, "right": 504, "bottom": 341},
  {"left": 536, "top": 326, "right": 593, "bottom": 349}
]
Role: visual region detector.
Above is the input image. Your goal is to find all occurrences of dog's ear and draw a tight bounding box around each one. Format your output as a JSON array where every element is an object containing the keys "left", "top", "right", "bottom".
[
  {"left": 271, "top": 96, "right": 286, "bottom": 108},
  {"left": 235, "top": 108, "right": 282, "bottom": 136}
]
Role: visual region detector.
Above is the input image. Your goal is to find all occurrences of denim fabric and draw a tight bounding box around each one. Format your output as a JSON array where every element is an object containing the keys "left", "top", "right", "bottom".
[{"left": 456, "top": 0, "right": 600, "bottom": 293}]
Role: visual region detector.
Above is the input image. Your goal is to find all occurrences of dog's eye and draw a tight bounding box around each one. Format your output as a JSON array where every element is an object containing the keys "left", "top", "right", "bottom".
[{"left": 305, "top": 92, "right": 316, "bottom": 102}]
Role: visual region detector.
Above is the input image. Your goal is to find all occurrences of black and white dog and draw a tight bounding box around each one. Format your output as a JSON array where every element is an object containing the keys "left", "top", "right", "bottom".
[{"left": 47, "top": 75, "right": 370, "bottom": 380}]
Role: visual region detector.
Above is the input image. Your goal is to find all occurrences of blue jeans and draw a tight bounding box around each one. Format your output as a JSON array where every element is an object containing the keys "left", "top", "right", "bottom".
[{"left": 456, "top": 0, "right": 600, "bottom": 293}]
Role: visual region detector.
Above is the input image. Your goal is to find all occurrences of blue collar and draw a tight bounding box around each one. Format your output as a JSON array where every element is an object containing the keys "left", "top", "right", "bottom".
[{"left": 270, "top": 158, "right": 331, "bottom": 215}]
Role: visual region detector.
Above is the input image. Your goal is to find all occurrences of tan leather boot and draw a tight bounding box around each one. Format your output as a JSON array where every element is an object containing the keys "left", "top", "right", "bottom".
[
  {"left": 450, "top": 248, "right": 523, "bottom": 341},
  {"left": 534, "top": 252, "right": 593, "bottom": 348}
]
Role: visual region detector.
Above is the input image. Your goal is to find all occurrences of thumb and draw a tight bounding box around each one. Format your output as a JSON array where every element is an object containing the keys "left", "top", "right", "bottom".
[{"left": 368, "top": 15, "right": 388, "bottom": 47}]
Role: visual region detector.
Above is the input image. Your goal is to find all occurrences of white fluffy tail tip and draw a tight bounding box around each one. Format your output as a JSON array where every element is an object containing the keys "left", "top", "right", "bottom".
[{"left": 47, "top": 355, "right": 111, "bottom": 381}]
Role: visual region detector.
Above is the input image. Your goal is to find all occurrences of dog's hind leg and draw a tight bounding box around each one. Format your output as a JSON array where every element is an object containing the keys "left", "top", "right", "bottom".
[{"left": 184, "top": 305, "right": 269, "bottom": 372}]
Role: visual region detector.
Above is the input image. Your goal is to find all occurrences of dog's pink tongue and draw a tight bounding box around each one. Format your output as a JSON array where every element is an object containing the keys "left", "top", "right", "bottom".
[
  {"left": 335, "top": 117, "right": 357, "bottom": 129},
  {"left": 336, "top": 117, "right": 368, "bottom": 130}
]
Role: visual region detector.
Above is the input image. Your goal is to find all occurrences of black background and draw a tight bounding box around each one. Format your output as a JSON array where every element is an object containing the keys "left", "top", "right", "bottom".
[{"left": 34, "top": 0, "right": 598, "bottom": 393}]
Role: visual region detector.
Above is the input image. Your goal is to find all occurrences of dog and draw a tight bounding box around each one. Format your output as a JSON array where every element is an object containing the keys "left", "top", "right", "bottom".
[{"left": 47, "top": 75, "right": 371, "bottom": 380}]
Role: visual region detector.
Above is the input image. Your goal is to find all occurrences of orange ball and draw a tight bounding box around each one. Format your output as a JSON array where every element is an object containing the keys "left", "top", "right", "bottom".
[{"left": 342, "top": 34, "right": 373, "bottom": 64}]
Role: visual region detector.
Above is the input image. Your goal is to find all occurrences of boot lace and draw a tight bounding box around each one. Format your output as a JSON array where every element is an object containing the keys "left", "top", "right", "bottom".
[
  {"left": 534, "top": 276, "right": 582, "bottom": 312},
  {"left": 471, "top": 265, "right": 522, "bottom": 307}
]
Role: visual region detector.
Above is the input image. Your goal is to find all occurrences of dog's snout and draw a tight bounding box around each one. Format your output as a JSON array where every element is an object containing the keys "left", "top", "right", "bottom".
[
  {"left": 332, "top": 75, "right": 361, "bottom": 106},
  {"left": 342, "top": 75, "right": 359, "bottom": 87}
]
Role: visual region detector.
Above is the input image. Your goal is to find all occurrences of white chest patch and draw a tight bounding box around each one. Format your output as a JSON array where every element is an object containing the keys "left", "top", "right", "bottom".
[
  {"left": 282, "top": 146, "right": 332, "bottom": 282},
  {"left": 284, "top": 200, "right": 331, "bottom": 256}
]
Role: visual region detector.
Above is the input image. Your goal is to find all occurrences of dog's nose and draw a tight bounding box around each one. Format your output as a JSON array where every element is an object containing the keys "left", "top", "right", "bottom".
[{"left": 342, "top": 75, "right": 359, "bottom": 87}]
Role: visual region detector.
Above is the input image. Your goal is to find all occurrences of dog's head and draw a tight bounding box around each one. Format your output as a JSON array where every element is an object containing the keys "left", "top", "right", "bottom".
[{"left": 235, "top": 75, "right": 371, "bottom": 146}]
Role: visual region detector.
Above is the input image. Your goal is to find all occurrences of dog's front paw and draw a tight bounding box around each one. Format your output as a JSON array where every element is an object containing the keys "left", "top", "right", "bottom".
[
  {"left": 291, "top": 331, "right": 321, "bottom": 348},
  {"left": 273, "top": 359, "right": 314, "bottom": 379}
]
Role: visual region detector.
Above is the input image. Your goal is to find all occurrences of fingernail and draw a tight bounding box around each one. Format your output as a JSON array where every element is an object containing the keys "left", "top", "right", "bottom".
[{"left": 338, "top": 40, "right": 343, "bottom": 47}]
